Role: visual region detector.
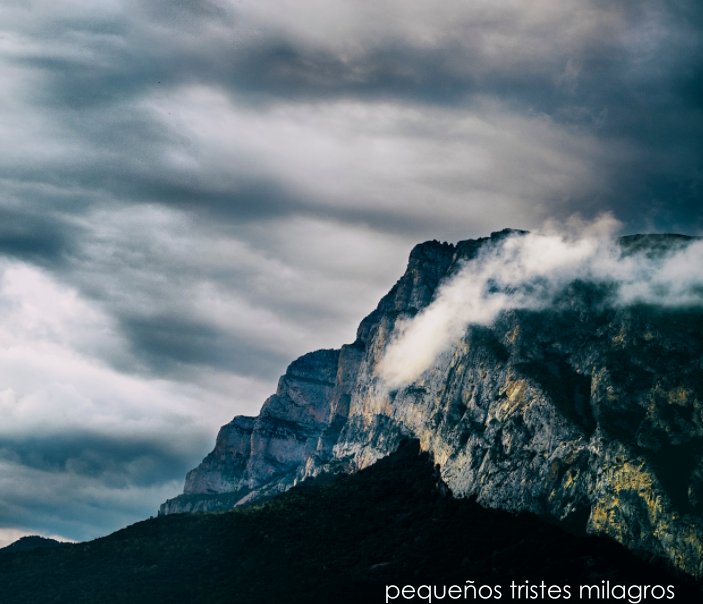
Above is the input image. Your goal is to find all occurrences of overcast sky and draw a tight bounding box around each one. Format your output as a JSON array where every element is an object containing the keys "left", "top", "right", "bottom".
[{"left": 0, "top": 0, "right": 701, "bottom": 546}]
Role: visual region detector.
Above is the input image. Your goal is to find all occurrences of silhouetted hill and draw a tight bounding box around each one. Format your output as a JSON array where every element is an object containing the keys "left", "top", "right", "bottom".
[
  {"left": 0, "top": 441, "right": 699, "bottom": 603},
  {"left": 0, "top": 536, "right": 62, "bottom": 554}
]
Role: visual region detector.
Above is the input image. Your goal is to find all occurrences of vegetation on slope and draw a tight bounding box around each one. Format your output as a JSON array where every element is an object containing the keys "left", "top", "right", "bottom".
[{"left": 0, "top": 441, "right": 699, "bottom": 603}]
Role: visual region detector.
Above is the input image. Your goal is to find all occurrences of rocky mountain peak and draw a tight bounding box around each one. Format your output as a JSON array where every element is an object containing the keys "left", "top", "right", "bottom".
[{"left": 160, "top": 231, "right": 703, "bottom": 578}]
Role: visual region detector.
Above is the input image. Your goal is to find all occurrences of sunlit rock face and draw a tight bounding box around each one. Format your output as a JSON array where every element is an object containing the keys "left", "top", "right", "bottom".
[{"left": 160, "top": 231, "right": 703, "bottom": 577}]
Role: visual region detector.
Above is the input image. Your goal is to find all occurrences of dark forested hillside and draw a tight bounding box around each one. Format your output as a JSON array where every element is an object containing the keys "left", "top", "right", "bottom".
[{"left": 0, "top": 440, "right": 699, "bottom": 603}]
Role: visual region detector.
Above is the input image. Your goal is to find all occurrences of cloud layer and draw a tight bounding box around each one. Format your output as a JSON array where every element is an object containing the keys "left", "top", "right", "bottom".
[
  {"left": 0, "top": 1, "right": 701, "bottom": 542},
  {"left": 379, "top": 217, "right": 703, "bottom": 389}
]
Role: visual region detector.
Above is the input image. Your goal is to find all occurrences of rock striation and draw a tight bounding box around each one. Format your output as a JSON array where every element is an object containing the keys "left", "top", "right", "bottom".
[
  {"left": 160, "top": 230, "right": 703, "bottom": 578},
  {"left": 160, "top": 349, "right": 341, "bottom": 513}
]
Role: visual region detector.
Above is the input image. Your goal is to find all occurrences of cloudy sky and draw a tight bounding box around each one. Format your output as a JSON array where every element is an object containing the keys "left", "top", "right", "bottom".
[{"left": 0, "top": 0, "right": 701, "bottom": 545}]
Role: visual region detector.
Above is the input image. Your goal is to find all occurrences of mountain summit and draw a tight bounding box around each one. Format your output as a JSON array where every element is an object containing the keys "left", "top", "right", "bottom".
[{"left": 161, "top": 230, "right": 703, "bottom": 577}]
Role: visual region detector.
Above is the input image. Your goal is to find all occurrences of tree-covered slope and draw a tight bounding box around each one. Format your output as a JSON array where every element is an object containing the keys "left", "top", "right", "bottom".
[{"left": 0, "top": 441, "right": 700, "bottom": 603}]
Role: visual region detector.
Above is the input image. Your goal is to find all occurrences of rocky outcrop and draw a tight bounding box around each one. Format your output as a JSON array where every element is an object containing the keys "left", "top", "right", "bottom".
[
  {"left": 160, "top": 230, "right": 703, "bottom": 578},
  {"left": 161, "top": 349, "right": 340, "bottom": 513}
]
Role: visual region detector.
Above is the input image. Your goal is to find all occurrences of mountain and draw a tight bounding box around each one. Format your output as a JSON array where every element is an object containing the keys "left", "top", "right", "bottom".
[
  {"left": 0, "top": 536, "right": 62, "bottom": 554},
  {"left": 161, "top": 230, "right": 703, "bottom": 578},
  {"left": 0, "top": 441, "right": 700, "bottom": 603}
]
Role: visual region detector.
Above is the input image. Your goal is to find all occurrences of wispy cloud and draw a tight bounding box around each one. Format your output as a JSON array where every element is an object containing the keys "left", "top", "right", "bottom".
[
  {"left": 0, "top": 259, "right": 255, "bottom": 539},
  {"left": 379, "top": 216, "right": 703, "bottom": 389}
]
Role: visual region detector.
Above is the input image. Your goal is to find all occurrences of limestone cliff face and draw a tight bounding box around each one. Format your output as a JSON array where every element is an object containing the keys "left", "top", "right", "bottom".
[
  {"left": 160, "top": 349, "right": 340, "bottom": 513},
  {"left": 160, "top": 231, "right": 703, "bottom": 577}
]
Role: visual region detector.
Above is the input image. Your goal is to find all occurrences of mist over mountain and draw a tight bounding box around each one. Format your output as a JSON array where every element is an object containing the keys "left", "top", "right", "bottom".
[{"left": 162, "top": 228, "right": 703, "bottom": 578}]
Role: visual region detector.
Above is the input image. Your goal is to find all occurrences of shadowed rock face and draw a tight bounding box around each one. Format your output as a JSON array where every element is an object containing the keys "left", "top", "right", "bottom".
[
  {"left": 160, "top": 231, "right": 703, "bottom": 577},
  {"left": 160, "top": 349, "right": 340, "bottom": 514}
]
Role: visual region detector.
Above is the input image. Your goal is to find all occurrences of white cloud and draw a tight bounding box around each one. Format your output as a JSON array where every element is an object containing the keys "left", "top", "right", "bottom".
[
  {"left": 144, "top": 86, "right": 616, "bottom": 236},
  {"left": 0, "top": 259, "right": 209, "bottom": 436},
  {"left": 0, "top": 258, "right": 279, "bottom": 539},
  {"left": 69, "top": 203, "right": 409, "bottom": 367},
  {"left": 379, "top": 216, "right": 703, "bottom": 389}
]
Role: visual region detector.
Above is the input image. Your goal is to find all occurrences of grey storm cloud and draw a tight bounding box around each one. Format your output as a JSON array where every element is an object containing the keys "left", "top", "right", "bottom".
[
  {"left": 0, "top": 432, "right": 198, "bottom": 487},
  {"left": 4, "top": 1, "right": 701, "bottom": 230},
  {"left": 121, "top": 314, "right": 291, "bottom": 378},
  {"left": 0, "top": 205, "right": 79, "bottom": 266},
  {"left": 0, "top": 430, "right": 194, "bottom": 540},
  {"left": 0, "top": 0, "right": 701, "bottom": 544}
]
